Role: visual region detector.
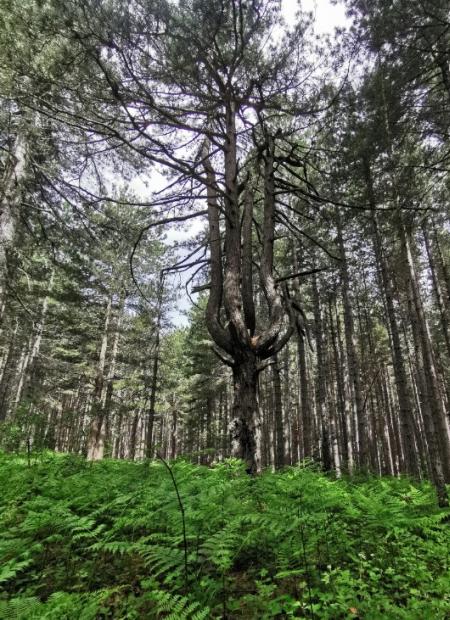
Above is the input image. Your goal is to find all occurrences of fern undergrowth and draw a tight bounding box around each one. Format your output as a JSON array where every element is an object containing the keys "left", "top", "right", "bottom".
[{"left": 0, "top": 451, "right": 449, "bottom": 619}]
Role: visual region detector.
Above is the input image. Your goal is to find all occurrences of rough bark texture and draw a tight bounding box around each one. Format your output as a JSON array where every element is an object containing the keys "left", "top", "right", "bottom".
[
  {"left": 364, "top": 159, "right": 419, "bottom": 477},
  {"left": 145, "top": 277, "right": 164, "bottom": 459},
  {"left": 86, "top": 295, "right": 112, "bottom": 461},
  {"left": 399, "top": 221, "right": 450, "bottom": 484},
  {"left": 272, "top": 354, "right": 284, "bottom": 469},
  {"left": 202, "top": 125, "right": 295, "bottom": 472},
  {"left": 423, "top": 224, "right": 450, "bottom": 359},
  {"left": 328, "top": 295, "right": 350, "bottom": 471},
  {"left": 0, "top": 133, "right": 26, "bottom": 310},
  {"left": 337, "top": 215, "right": 367, "bottom": 469},
  {"left": 230, "top": 353, "right": 260, "bottom": 473},
  {"left": 311, "top": 270, "right": 331, "bottom": 470}
]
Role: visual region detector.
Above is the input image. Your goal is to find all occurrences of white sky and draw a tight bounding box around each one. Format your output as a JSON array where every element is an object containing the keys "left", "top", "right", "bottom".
[{"left": 282, "top": 0, "right": 348, "bottom": 34}]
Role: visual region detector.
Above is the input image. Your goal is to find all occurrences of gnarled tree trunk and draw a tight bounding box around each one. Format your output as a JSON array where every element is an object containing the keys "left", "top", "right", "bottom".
[{"left": 202, "top": 125, "right": 295, "bottom": 473}]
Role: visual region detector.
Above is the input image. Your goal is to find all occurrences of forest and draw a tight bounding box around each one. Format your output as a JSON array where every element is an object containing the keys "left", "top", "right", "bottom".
[{"left": 0, "top": 0, "right": 449, "bottom": 618}]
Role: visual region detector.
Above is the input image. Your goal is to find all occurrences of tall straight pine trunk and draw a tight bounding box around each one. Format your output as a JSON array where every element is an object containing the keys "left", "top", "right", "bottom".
[
  {"left": 336, "top": 215, "right": 367, "bottom": 469},
  {"left": 0, "top": 133, "right": 26, "bottom": 313},
  {"left": 398, "top": 217, "right": 450, "bottom": 505}
]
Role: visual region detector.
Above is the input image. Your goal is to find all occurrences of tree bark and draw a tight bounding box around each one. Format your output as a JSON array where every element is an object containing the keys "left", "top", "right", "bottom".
[
  {"left": 101, "top": 292, "right": 125, "bottom": 457},
  {"left": 272, "top": 353, "right": 284, "bottom": 469},
  {"left": 15, "top": 270, "right": 54, "bottom": 414},
  {"left": 230, "top": 352, "right": 260, "bottom": 473},
  {"left": 364, "top": 158, "right": 420, "bottom": 477},
  {"left": 328, "top": 295, "right": 350, "bottom": 472},
  {"left": 0, "top": 319, "right": 19, "bottom": 422},
  {"left": 336, "top": 215, "right": 367, "bottom": 469},
  {"left": 398, "top": 218, "right": 450, "bottom": 485},
  {"left": 423, "top": 223, "right": 450, "bottom": 361},
  {"left": 86, "top": 294, "right": 112, "bottom": 460},
  {"left": 145, "top": 275, "right": 164, "bottom": 459},
  {"left": 0, "top": 133, "right": 26, "bottom": 312},
  {"left": 291, "top": 247, "right": 313, "bottom": 462},
  {"left": 311, "top": 270, "right": 331, "bottom": 470},
  {"left": 202, "top": 122, "right": 295, "bottom": 470}
]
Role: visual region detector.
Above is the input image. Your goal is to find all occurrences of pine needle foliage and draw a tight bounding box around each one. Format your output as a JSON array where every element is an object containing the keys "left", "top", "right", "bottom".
[{"left": 0, "top": 451, "right": 449, "bottom": 618}]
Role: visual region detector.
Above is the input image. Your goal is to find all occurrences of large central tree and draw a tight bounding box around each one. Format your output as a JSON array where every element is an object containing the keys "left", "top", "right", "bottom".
[
  {"left": 52, "top": 0, "right": 318, "bottom": 471},
  {"left": 2, "top": 0, "right": 323, "bottom": 470}
]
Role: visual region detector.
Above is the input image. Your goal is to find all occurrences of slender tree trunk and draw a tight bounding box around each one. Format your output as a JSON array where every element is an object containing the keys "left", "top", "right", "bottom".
[
  {"left": 205, "top": 394, "right": 213, "bottom": 463},
  {"left": 272, "top": 353, "right": 284, "bottom": 469},
  {"left": 114, "top": 409, "right": 124, "bottom": 458},
  {"left": 0, "top": 133, "right": 27, "bottom": 312},
  {"left": 145, "top": 276, "right": 164, "bottom": 459},
  {"left": 328, "top": 296, "right": 350, "bottom": 472},
  {"left": 15, "top": 271, "right": 54, "bottom": 412},
  {"left": 432, "top": 222, "right": 450, "bottom": 306},
  {"left": 375, "top": 371, "right": 393, "bottom": 475},
  {"left": 357, "top": 297, "right": 380, "bottom": 472},
  {"left": 290, "top": 245, "right": 311, "bottom": 463},
  {"left": 336, "top": 216, "right": 367, "bottom": 469},
  {"left": 170, "top": 403, "right": 178, "bottom": 461},
  {"left": 86, "top": 295, "right": 112, "bottom": 460},
  {"left": 336, "top": 304, "right": 355, "bottom": 469},
  {"left": 311, "top": 271, "right": 331, "bottom": 470},
  {"left": 0, "top": 319, "right": 19, "bottom": 422},
  {"left": 129, "top": 411, "right": 140, "bottom": 461},
  {"left": 399, "top": 220, "right": 450, "bottom": 484},
  {"left": 101, "top": 292, "right": 125, "bottom": 457},
  {"left": 282, "top": 346, "right": 292, "bottom": 465},
  {"left": 423, "top": 224, "right": 450, "bottom": 359},
  {"left": 296, "top": 314, "right": 312, "bottom": 461},
  {"left": 221, "top": 387, "right": 230, "bottom": 459}
]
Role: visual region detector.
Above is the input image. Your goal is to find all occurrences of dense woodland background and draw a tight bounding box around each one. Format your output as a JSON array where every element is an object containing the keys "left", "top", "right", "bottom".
[
  {"left": 1, "top": 1, "right": 450, "bottom": 618},
  {"left": 0, "top": 0, "right": 449, "bottom": 504}
]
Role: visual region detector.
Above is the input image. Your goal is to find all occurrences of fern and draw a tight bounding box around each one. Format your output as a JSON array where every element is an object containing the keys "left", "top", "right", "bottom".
[
  {"left": 141, "top": 545, "right": 186, "bottom": 584},
  {"left": 148, "top": 589, "right": 210, "bottom": 619},
  {"left": 0, "top": 597, "right": 41, "bottom": 620},
  {"left": 0, "top": 453, "right": 449, "bottom": 619},
  {"left": 198, "top": 527, "right": 241, "bottom": 571},
  {"left": 89, "top": 540, "right": 136, "bottom": 555},
  {"left": 0, "top": 558, "right": 34, "bottom": 584}
]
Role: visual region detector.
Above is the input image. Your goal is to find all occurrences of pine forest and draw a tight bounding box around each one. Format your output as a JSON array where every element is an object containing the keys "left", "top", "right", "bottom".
[{"left": 0, "top": 0, "right": 450, "bottom": 618}]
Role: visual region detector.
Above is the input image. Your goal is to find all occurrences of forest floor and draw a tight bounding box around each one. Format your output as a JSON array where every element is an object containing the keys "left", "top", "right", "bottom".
[{"left": 0, "top": 452, "right": 449, "bottom": 619}]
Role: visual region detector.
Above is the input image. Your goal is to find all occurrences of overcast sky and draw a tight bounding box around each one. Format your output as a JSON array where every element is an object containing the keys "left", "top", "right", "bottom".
[{"left": 282, "top": 0, "right": 347, "bottom": 34}]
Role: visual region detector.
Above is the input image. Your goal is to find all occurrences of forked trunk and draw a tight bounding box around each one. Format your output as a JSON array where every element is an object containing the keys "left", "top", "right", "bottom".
[{"left": 230, "top": 353, "right": 260, "bottom": 473}]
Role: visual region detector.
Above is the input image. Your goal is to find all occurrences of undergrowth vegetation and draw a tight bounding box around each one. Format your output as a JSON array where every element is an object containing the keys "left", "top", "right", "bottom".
[{"left": 0, "top": 452, "right": 449, "bottom": 619}]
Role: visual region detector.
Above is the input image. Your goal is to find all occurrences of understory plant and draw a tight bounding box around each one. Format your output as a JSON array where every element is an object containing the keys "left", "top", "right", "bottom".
[{"left": 0, "top": 451, "right": 449, "bottom": 618}]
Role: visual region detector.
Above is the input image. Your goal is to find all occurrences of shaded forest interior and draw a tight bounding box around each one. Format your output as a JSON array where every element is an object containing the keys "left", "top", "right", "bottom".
[
  {"left": 1, "top": 0, "right": 450, "bottom": 617},
  {"left": 1, "top": 0, "right": 450, "bottom": 501}
]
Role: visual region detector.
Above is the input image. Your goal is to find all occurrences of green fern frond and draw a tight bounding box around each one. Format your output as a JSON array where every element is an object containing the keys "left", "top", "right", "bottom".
[
  {"left": 148, "top": 589, "right": 209, "bottom": 619},
  {"left": 0, "top": 597, "right": 41, "bottom": 620},
  {"left": 0, "top": 558, "right": 33, "bottom": 584}
]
